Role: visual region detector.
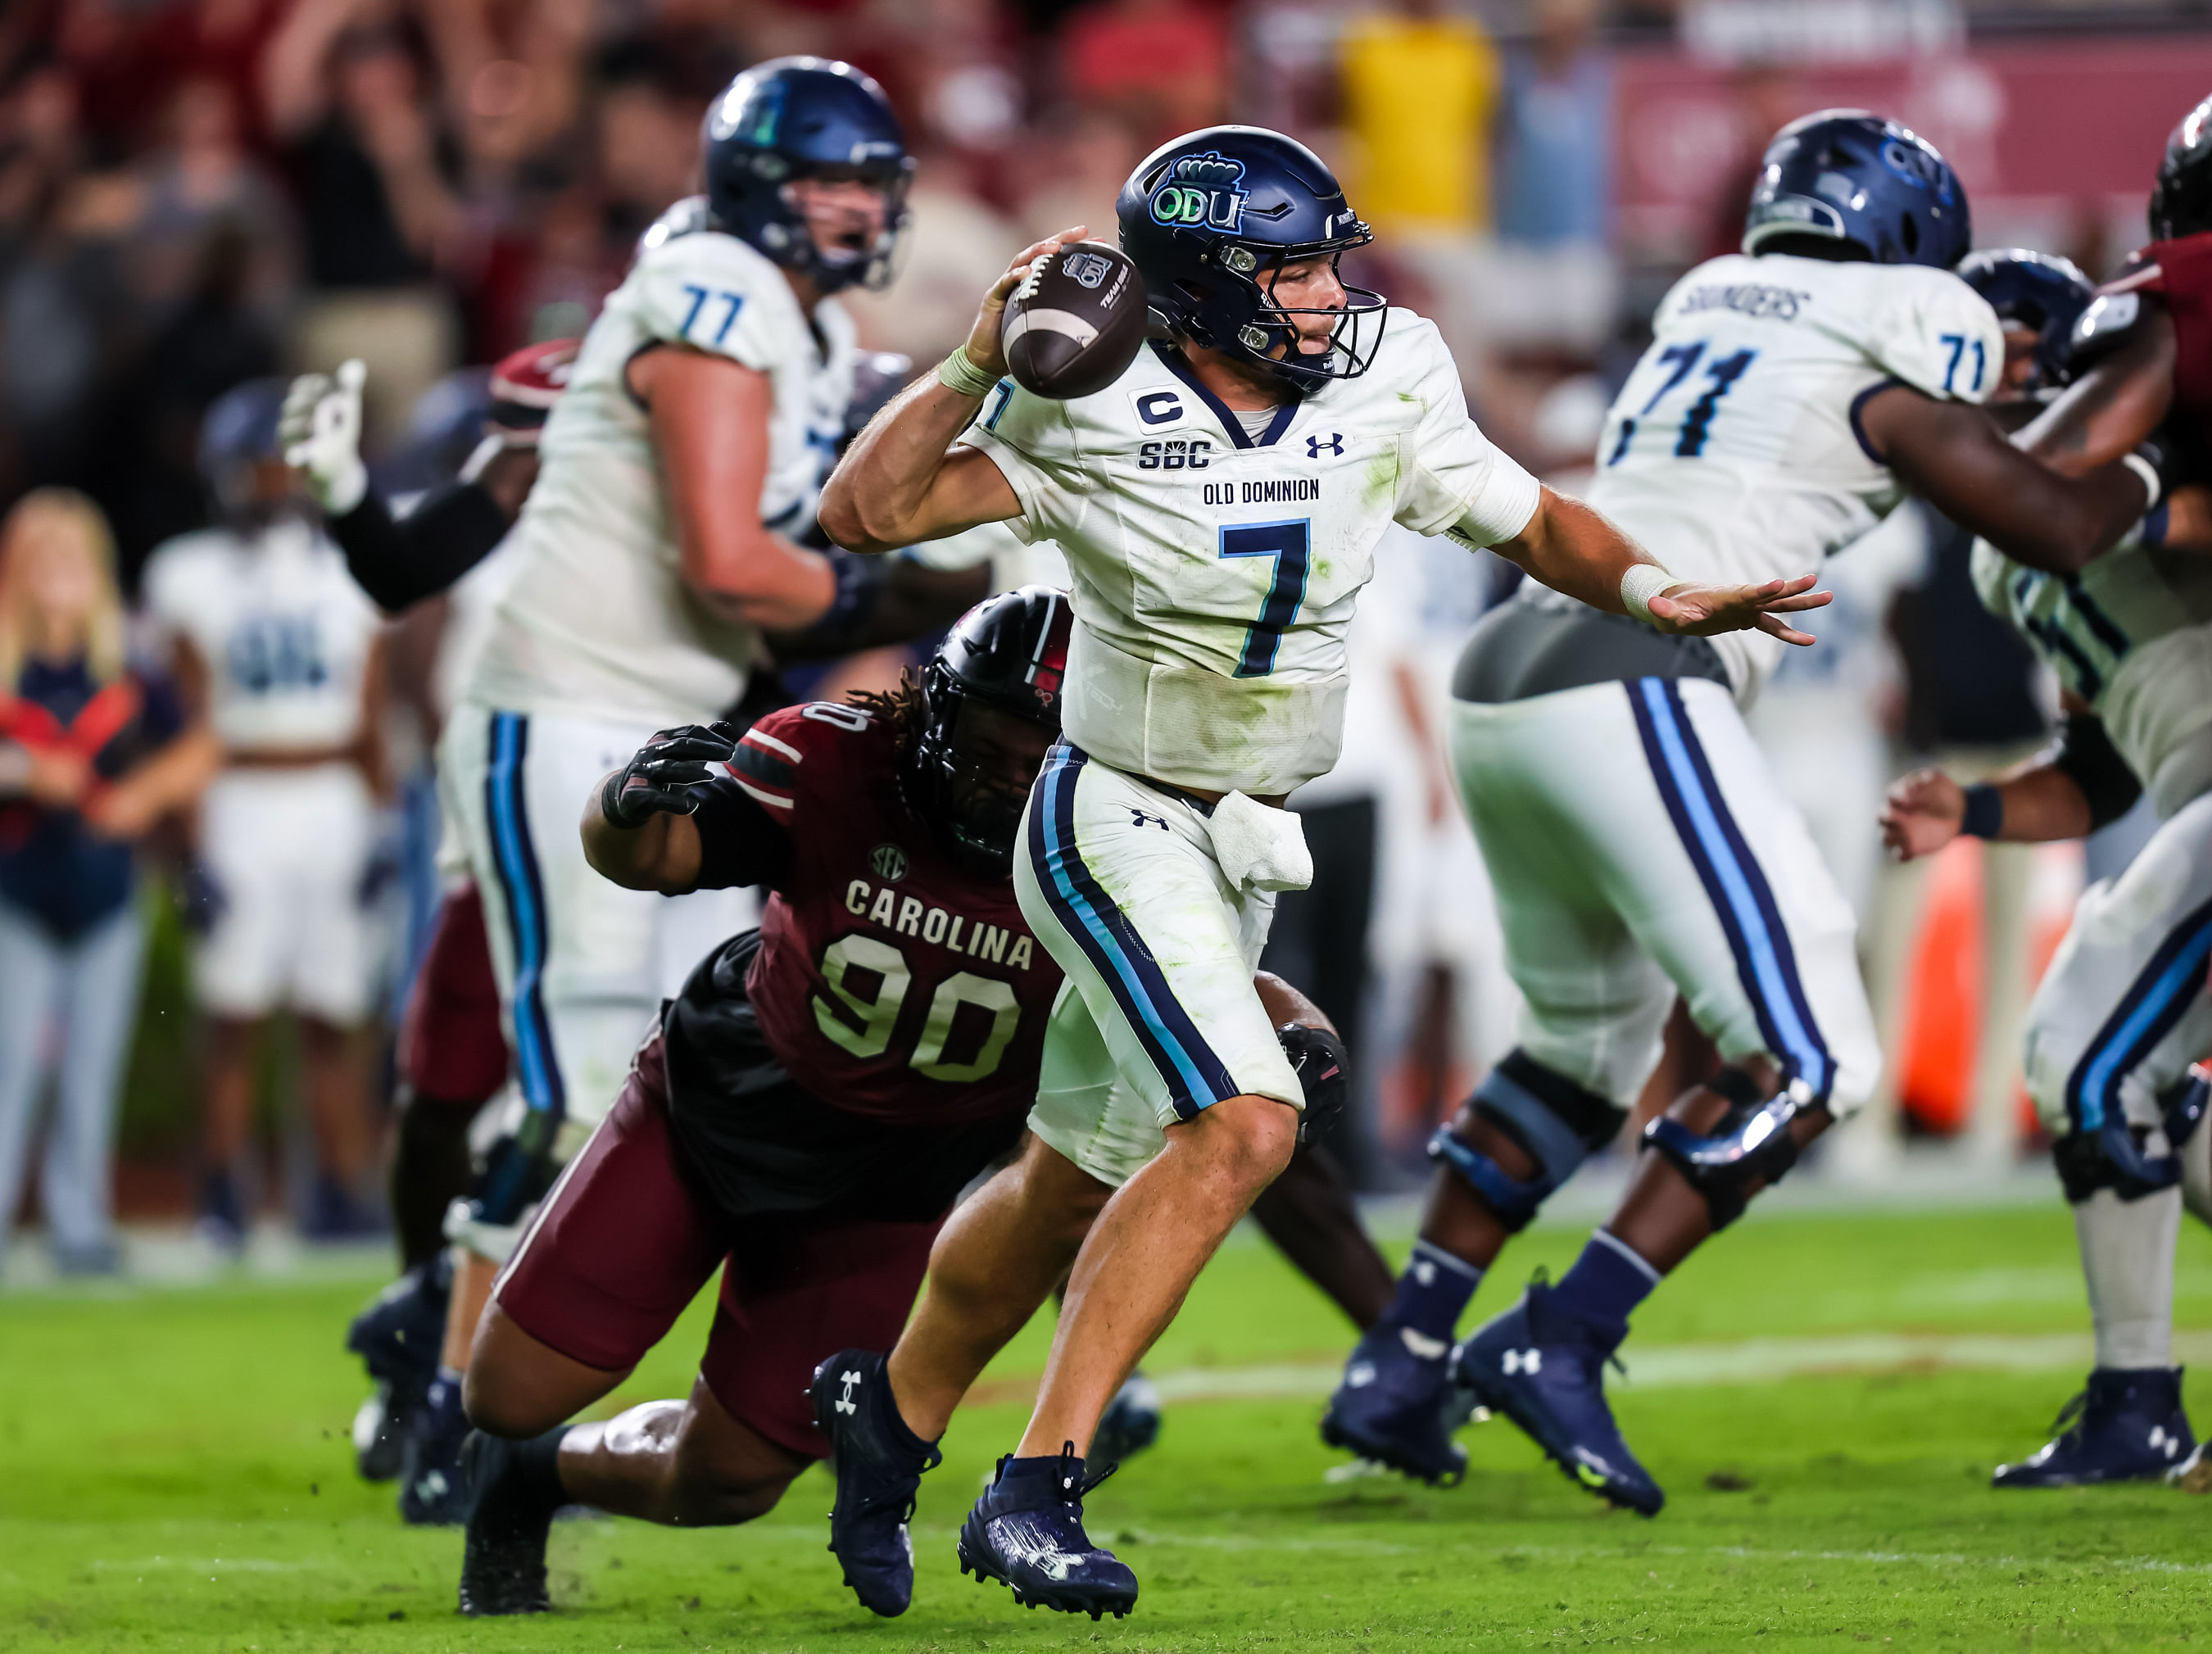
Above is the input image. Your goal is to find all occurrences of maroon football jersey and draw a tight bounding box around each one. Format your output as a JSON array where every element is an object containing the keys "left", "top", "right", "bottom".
[
  {"left": 711, "top": 700, "right": 1062, "bottom": 1127},
  {"left": 2103, "top": 235, "right": 2212, "bottom": 435}
]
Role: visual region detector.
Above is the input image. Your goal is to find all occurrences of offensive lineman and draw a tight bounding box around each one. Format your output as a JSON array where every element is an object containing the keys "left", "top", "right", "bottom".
[
  {"left": 1321, "top": 112, "right": 2163, "bottom": 1512},
  {"left": 410, "top": 57, "right": 910, "bottom": 1519},
  {"left": 1884, "top": 101, "right": 2212, "bottom": 1488},
  {"left": 814, "top": 124, "right": 1825, "bottom": 1617}
]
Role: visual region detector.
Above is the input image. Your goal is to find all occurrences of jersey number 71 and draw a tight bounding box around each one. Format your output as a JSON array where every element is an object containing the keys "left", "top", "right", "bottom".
[{"left": 1606, "top": 340, "right": 1759, "bottom": 466}]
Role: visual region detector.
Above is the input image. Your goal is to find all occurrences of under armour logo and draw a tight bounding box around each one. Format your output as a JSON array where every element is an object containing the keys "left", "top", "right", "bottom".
[
  {"left": 2154, "top": 1425, "right": 2182, "bottom": 1458},
  {"left": 1412, "top": 1259, "right": 1436, "bottom": 1286},
  {"left": 1398, "top": 1326, "right": 1448, "bottom": 1361},
  {"left": 415, "top": 1469, "right": 448, "bottom": 1499},
  {"left": 836, "top": 1368, "right": 861, "bottom": 1416},
  {"left": 1130, "top": 809, "right": 1171, "bottom": 832},
  {"left": 1307, "top": 433, "right": 1344, "bottom": 458},
  {"left": 1501, "top": 1348, "right": 1543, "bottom": 1376}
]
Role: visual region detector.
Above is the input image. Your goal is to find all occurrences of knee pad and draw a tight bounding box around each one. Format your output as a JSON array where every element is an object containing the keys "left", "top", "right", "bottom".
[
  {"left": 2052, "top": 1071, "right": 2204, "bottom": 1205},
  {"left": 1643, "top": 1067, "right": 1802, "bottom": 1232},
  {"left": 1428, "top": 1050, "right": 1627, "bottom": 1234}
]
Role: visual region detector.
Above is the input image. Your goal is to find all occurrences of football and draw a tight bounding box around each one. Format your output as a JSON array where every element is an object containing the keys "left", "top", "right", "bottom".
[{"left": 1002, "top": 239, "right": 1149, "bottom": 400}]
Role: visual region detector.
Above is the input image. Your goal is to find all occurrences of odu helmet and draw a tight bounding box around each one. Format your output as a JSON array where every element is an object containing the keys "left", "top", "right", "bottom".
[
  {"left": 912, "top": 586, "right": 1073, "bottom": 877},
  {"left": 1956, "top": 250, "right": 2094, "bottom": 392},
  {"left": 1117, "top": 125, "right": 1385, "bottom": 392},
  {"left": 1744, "top": 110, "right": 1970, "bottom": 270},
  {"left": 2150, "top": 93, "right": 2212, "bottom": 241},
  {"left": 701, "top": 56, "right": 912, "bottom": 295},
  {"left": 198, "top": 377, "right": 293, "bottom": 522}
]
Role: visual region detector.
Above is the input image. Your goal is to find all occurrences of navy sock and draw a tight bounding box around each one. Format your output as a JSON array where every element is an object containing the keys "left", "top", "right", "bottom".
[
  {"left": 1550, "top": 1230, "right": 1661, "bottom": 1340},
  {"left": 1381, "top": 1240, "right": 1484, "bottom": 1346},
  {"left": 868, "top": 1361, "right": 938, "bottom": 1456},
  {"left": 512, "top": 1425, "right": 569, "bottom": 1506}
]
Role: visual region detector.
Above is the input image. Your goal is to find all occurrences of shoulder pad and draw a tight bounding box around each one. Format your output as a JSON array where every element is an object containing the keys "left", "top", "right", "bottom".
[
  {"left": 2069, "top": 285, "right": 2164, "bottom": 375},
  {"left": 636, "top": 195, "right": 716, "bottom": 259}
]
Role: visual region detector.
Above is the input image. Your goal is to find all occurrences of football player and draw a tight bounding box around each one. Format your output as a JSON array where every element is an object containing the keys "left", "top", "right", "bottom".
[
  {"left": 1882, "top": 100, "right": 2212, "bottom": 1489},
  {"left": 142, "top": 379, "right": 391, "bottom": 1248},
  {"left": 816, "top": 125, "right": 1824, "bottom": 1617},
  {"left": 1318, "top": 112, "right": 2160, "bottom": 1512}
]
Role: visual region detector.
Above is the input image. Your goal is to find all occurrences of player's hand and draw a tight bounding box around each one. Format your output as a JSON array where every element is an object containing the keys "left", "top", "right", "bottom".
[
  {"left": 962, "top": 226, "right": 1088, "bottom": 379},
  {"left": 280, "top": 359, "right": 368, "bottom": 516},
  {"left": 1279, "top": 1022, "right": 1350, "bottom": 1147},
  {"left": 599, "top": 724, "right": 736, "bottom": 828},
  {"left": 1879, "top": 768, "right": 1965, "bottom": 863},
  {"left": 1646, "top": 573, "right": 1831, "bottom": 644}
]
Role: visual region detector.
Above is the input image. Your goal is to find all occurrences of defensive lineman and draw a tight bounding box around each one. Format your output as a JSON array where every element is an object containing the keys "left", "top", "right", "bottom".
[
  {"left": 1322, "top": 112, "right": 2162, "bottom": 1511},
  {"left": 1886, "top": 103, "right": 2212, "bottom": 1487},
  {"left": 817, "top": 124, "right": 1823, "bottom": 1616}
]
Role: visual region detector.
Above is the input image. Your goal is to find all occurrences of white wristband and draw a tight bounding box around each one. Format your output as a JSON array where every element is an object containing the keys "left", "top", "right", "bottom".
[
  {"left": 937, "top": 347, "right": 999, "bottom": 399},
  {"left": 1620, "top": 563, "right": 1675, "bottom": 627},
  {"left": 2123, "top": 452, "right": 2162, "bottom": 513}
]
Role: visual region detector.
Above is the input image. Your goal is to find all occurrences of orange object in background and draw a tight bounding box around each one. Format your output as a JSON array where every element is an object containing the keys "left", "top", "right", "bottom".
[{"left": 1896, "top": 837, "right": 1985, "bottom": 1135}]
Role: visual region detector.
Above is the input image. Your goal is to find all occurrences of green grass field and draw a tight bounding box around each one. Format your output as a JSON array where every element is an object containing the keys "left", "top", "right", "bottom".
[{"left": 7, "top": 1199, "right": 2212, "bottom": 1652}]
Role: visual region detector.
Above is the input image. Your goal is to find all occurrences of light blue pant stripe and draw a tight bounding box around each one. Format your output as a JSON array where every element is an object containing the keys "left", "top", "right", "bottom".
[
  {"left": 487, "top": 714, "right": 556, "bottom": 1114},
  {"left": 2077, "top": 917, "right": 2212, "bottom": 1132}
]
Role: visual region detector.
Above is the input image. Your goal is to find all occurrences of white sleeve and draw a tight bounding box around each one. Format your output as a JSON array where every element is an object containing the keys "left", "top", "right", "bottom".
[
  {"left": 953, "top": 380, "right": 1086, "bottom": 546},
  {"left": 1391, "top": 319, "right": 1543, "bottom": 546},
  {"left": 626, "top": 236, "right": 800, "bottom": 373},
  {"left": 1865, "top": 271, "right": 2006, "bottom": 406}
]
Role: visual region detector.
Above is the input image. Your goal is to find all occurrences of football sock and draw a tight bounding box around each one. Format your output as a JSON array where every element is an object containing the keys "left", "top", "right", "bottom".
[
  {"left": 870, "top": 1362, "right": 939, "bottom": 1454},
  {"left": 511, "top": 1425, "right": 570, "bottom": 1507},
  {"left": 1552, "top": 1229, "right": 1662, "bottom": 1340},
  {"left": 390, "top": 1095, "right": 477, "bottom": 1271},
  {"left": 1382, "top": 1240, "right": 1483, "bottom": 1347},
  {"left": 2075, "top": 1185, "right": 2180, "bottom": 1371},
  {"left": 1249, "top": 1143, "right": 1395, "bottom": 1329}
]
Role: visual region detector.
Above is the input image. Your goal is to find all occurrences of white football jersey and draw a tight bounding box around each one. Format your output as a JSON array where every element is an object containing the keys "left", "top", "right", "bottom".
[
  {"left": 142, "top": 517, "right": 382, "bottom": 752},
  {"left": 958, "top": 312, "right": 1540, "bottom": 795},
  {"left": 1581, "top": 251, "right": 2004, "bottom": 701},
  {"left": 1973, "top": 532, "right": 2212, "bottom": 815},
  {"left": 467, "top": 197, "right": 856, "bottom": 726}
]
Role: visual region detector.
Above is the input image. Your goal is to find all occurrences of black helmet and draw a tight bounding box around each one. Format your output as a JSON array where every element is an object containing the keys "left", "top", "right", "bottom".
[
  {"left": 701, "top": 56, "right": 913, "bottom": 295},
  {"left": 1116, "top": 125, "right": 1386, "bottom": 392},
  {"left": 2151, "top": 93, "right": 2212, "bottom": 241},
  {"left": 912, "top": 586, "right": 1073, "bottom": 877}
]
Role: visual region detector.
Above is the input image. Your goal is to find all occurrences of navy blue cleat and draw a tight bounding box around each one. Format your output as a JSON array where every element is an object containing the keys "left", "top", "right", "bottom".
[
  {"left": 1321, "top": 1321, "right": 1468, "bottom": 1485},
  {"left": 1450, "top": 1279, "right": 1664, "bottom": 1516},
  {"left": 1091, "top": 1371, "right": 1163, "bottom": 1469},
  {"left": 347, "top": 1257, "right": 451, "bottom": 1482},
  {"left": 400, "top": 1371, "right": 473, "bottom": 1525},
  {"left": 810, "top": 1349, "right": 942, "bottom": 1617},
  {"left": 957, "top": 1445, "right": 1138, "bottom": 1620},
  {"left": 1992, "top": 1367, "right": 2196, "bottom": 1488}
]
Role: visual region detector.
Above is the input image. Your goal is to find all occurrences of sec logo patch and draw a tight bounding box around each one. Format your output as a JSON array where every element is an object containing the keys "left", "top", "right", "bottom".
[{"left": 869, "top": 843, "right": 909, "bottom": 882}]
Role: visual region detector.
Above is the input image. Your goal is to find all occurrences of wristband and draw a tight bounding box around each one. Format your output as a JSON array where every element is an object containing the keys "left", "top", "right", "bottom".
[
  {"left": 2122, "top": 451, "right": 2162, "bottom": 513},
  {"left": 1959, "top": 782, "right": 2004, "bottom": 840},
  {"left": 1620, "top": 563, "right": 1676, "bottom": 627},
  {"left": 937, "top": 347, "right": 999, "bottom": 399}
]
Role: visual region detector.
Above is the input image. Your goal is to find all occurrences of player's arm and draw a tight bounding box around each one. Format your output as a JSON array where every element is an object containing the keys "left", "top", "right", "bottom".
[
  {"left": 628, "top": 346, "right": 840, "bottom": 630},
  {"left": 1858, "top": 387, "right": 2156, "bottom": 576},
  {"left": 818, "top": 230, "right": 1087, "bottom": 555},
  {"left": 2015, "top": 293, "right": 2178, "bottom": 474},
  {"left": 1879, "top": 695, "right": 2137, "bottom": 859},
  {"left": 582, "top": 723, "right": 796, "bottom": 896},
  {"left": 1490, "top": 487, "right": 1832, "bottom": 644},
  {"left": 766, "top": 555, "right": 993, "bottom": 664}
]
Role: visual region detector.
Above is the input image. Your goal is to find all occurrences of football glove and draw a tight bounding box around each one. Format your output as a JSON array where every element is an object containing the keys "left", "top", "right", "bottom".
[
  {"left": 280, "top": 359, "right": 368, "bottom": 515},
  {"left": 1278, "top": 1021, "right": 1349, "bottom": 1146},
  {"left": 599, "top": 724, "right": 736, "bottom": 828}
]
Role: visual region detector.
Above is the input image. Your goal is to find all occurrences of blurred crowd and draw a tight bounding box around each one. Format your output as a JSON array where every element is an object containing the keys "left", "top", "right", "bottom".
[{"left": 0, "top": 0, "right": 2169, "bottom": 1270}]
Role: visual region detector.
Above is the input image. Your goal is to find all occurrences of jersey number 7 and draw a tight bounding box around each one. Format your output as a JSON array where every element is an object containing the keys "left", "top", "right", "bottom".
[{"left": 1219, "top": 519, "right": 1311, "bottom": 677}]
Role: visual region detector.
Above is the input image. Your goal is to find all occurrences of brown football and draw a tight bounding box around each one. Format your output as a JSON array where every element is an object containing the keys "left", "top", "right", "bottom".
[{"left": 1002, "top": 240, "right": 1149, "bottom": 401}]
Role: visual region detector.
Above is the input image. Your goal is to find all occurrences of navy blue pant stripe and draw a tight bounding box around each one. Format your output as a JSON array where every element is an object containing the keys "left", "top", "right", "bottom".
[
  {"left": 2065, "top": 892, "right": 2212, "bottom": 1134},
  {"left": 483, "top": 712, "right": 564, "bottom": 1122},
  {"left": 1027, "top": 745, "right": 1238, "bottom": 1118},
  {"left": 1628, "top": 679, "right": 1834, "bottom": 1099}
]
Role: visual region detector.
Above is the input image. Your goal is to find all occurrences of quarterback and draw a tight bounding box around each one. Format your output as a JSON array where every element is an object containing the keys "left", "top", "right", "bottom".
[
  {"left": 816, "top": 123, "right": 1822, "bottom": 1617},
  {"left": 1322, "top": 113, "right": 2162, "bottom": 1515}
]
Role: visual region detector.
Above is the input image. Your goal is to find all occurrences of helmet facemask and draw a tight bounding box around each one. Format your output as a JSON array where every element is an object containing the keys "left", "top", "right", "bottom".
[
  {"left": 1202, "top": 239, "right": 1388, "bottom": 392},
  {"left": 910, "top": 688, "right": 1056, "bottom": 879},
  {"left": 752, "top": 159, "right": 914, "bottom": 294}
]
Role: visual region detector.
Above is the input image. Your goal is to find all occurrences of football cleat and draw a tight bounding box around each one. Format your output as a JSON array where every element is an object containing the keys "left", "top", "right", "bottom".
[
  {"left": 957, "top": 1445, "right": 1138, "bottom": 1620},
  {"left": 197, "top": 1168, "right": 247, "bottom": 1257},
  {"left": 399, "top": 1373, "right": 472, "bottom": 1525},
  {"left": 1090, "top": 1371, "right": 1163, "bottom": 1469},
  {"left": 809, "top": 1349, "right": 941, "bottom": 1617},
  {"left": 456, "top": 1432, "right": 558, "bottom": 1616},
  {"left": 1992, "top": 1367, "right": 2196, "bottom": 1488},
  {"left": 1450, "top": 1279, "right": 1664, "bottom": 1516},
  {"left": 346, "top": 1257, "right": 451, "bottom": 1482},
  {"left": 1321, "top": 1321, "right": 1468, "bottom": 1485}
]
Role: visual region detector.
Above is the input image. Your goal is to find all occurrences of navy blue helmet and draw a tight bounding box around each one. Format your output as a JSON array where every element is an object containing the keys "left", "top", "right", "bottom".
[
  {"left": 2150, "top": 93, "right": 2212, "bottom": 241},
  {"left": 1744, "top": 110, "right": 1970, "bottom": 270},
  {"left": 198, "top": 377, "right": 294, "bottom": 521},
  {"left": 1956, "top": 249, "right": 2095, "bottom": 392},
  {"left": 1116, "top": 126, "right": 1385, "bottom": 392},
  {"left": 701, "top": 57, "right": 912, "bottom": 295}
]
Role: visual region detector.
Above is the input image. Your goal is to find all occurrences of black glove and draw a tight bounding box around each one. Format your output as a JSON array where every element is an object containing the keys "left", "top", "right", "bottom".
[
  {"left": 599, "top": 724, "right": 735, "bottom": 828},
  {"left": 1277, "top": 1022, "right": 1349, "bottom": 1147}
]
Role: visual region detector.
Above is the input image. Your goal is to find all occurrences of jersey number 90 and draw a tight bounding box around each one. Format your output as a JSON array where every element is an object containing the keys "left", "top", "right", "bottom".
[{"left": 811, "top": 935, "right": 1022, "bottom": 1082}]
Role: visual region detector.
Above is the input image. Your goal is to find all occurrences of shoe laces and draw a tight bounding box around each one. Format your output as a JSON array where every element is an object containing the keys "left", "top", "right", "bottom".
[
  {"left": 2046, "top": 1389, "right": 2092, "bottom": 1442},
  {"left": 847, "top": 1438, "right": 942, "bottom": 1527},
  {"left": 1057, "top": 1440, "right": 1120, "bottom": 1502}
]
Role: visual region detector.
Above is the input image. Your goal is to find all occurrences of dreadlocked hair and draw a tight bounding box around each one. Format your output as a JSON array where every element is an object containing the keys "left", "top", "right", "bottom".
[{"left": 845, "top": 670, "right": 927, "bottom": 760}]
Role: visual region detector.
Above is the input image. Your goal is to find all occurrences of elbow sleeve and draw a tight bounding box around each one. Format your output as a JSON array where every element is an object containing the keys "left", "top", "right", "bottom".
[
  {"left": 2047, "top": 714, "right": 2143, "bottom": 831},
  {"left": 328, "top": 483, "right": 513, "bottom": 611}
]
